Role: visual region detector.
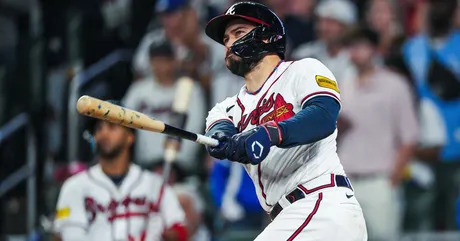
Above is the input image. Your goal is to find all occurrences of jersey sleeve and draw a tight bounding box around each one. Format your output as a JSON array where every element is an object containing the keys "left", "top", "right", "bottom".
[
  {"left": 122, "top": 80, "right": 145, "bottom": 110},
  {"left": 419, "top": 98, "right": 446, "bottom": 147},
  {"left": 159, "top": 185, "right": 186, "bottom": 229},
  {"left": 54, "top": 177, "right": 89, "bottom": 234},
  {"left": 391, "top": 76, "right": 419, "bottom": 145},
  {"left": 205, "top": 96, "right": 237, "bottom": 131},
  {"left": 291, "top": 58, "right": 341, "bottom": 108}
]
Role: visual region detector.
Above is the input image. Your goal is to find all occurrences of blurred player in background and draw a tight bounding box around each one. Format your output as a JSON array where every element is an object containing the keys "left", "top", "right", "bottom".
[
  {"left": 53, "top": 103, "right": 187, "bottom": 241},
  {"left": 133, "top": 0, "right": 225, "bottom": 94},
  {"left": 153, "top": 160, "right": 211, "bottom": 241},
  {"left": 123, "top": 36, "right": 206, "bottom": 173}
]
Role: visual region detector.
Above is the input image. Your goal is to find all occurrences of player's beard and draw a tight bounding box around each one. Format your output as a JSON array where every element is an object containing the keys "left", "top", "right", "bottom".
[
  {"left": 226, "top": 54, "right": 264, "bottom": 77},
  {"left": 96, "top": 142, "right": 125, "bottom": 161}
]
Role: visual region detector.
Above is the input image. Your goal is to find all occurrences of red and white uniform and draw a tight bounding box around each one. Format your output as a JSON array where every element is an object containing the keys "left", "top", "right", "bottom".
[
  {"left": 206, "top": 58, "right": 367, "bottom": 240},
  {"left": 54, "top": 163, "right": 186, "bottom": 241}
]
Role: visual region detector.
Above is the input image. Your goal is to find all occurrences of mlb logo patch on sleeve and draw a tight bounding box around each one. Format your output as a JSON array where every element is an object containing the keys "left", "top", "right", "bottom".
[{"left": 315, "top": 75, "right": 340, "bottom": 93}]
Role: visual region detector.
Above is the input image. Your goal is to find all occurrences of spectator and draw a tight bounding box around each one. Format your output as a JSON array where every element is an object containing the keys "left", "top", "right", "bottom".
[
  {"left": 366, "top": 0, "right": 404, "bottom": 57},
  {"left": 338, "top": 26, "right": 419, "bottom": 241},
  {"left": 291, "top": 0, "right": 357, "bottom": 83},
  {"left": 74, "top": 0, "right": 129, "bottom": 67},
  {"left": 456, "top": 2, "right": 460, "bottom": 30},
  {"left": 209, "top": 160, "right": 266, "bottom": 239},
  {"left": 403, "top": 96, "right": 445, "bottom": 231},
  {"left": 133, "top": 0, "right": 225, "bottom": 95},
  {"left": 0, "top": 14, "right": 17, "bottom": 125},
  {"left": 288, "top": 0, "right": 316, "bottom": 19},
  {"left": 123, "top": 36, "right": 206, "bottom": 173},
  {"left": 265, "top": 0, "right": 316, "bottom": 52},
  {"left": 152, "top": 160, "right": 211, "bottom": 241},
  {"left": 403, "top": 0, "right": 460, "bottom": 230},
  {"left": 399, "top": 0, "right": 425, "bottom": 36}
]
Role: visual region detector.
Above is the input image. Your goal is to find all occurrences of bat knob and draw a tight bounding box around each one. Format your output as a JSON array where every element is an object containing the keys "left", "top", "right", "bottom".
[{"left": 76, "top": 95, "right": 92, "bottom": 114}]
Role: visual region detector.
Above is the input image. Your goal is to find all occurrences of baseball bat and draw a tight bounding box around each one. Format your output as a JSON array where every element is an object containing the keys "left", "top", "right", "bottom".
[
  {"left": 162, "top": 77, "right": 195, "bottom": 184},
  {"left": 76, "top": 95, "right": 219, "bottom": 147}
]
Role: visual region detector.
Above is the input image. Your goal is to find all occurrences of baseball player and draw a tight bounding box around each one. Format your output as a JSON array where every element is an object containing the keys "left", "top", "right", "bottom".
[
  {"left": 204, "top": 2, "right": 367, "bottom": 240},
  {"left": 54, "top": 102, "right": 188, "bottom": 241}
]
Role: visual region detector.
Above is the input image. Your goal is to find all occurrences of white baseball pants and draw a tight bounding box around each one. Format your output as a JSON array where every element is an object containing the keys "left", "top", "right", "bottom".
[{"left": 255, "top": 183, "right": 367, "bottom": 240}]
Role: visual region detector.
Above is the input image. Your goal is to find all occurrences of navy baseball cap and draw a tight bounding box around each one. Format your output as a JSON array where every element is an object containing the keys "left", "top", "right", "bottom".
[
  {"left": 156, "top": 0, "right": 189, "bottom": 14},
  {"left": 149, "top": 35, "right": 174, "bottom": 57}
]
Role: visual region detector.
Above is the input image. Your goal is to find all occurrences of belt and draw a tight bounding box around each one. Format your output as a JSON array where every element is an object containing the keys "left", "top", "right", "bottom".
[{"left": 269, "top": 174, "right": 353, "bottom": 221}]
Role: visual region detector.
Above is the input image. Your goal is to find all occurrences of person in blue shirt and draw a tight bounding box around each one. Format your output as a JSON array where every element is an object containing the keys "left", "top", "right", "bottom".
[
  {"left": 209, "top": 159, "right": 267, "bottom": 238},
  {"left": 403, "top": 0, "right": 460, "bottom": 230}
]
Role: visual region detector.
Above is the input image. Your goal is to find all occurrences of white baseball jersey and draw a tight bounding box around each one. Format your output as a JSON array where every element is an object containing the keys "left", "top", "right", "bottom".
[
  {"left": 123, "top": 78, "right": 206, "bottom": 170},
  {"left": 54, "top": 163, "right": 185, "bottom": 241},
  {"left": 206, "top": 58, "right": 346, "bottom": 211}
]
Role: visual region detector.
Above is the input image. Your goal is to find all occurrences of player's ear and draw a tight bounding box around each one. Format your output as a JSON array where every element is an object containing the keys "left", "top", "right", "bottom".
[{"left": 126, "top": 130, "right": 135, "bottom": 146}]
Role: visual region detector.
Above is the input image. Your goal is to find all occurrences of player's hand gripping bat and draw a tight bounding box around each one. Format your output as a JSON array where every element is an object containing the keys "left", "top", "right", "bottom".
[{"left": 75, "top": 94, "right": 219, "bottom": 147}]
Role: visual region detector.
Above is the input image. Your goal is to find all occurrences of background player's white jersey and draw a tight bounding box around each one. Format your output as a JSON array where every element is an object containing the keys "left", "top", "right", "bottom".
[
  {"left": 206, "top": 58, "right": 346, "bottom": 211},
  {"left": 123, "top": 78, "right": 206, "bottom": 170},
  {"left": 54, "top": 163, "right": 185, "bottom": 241}
]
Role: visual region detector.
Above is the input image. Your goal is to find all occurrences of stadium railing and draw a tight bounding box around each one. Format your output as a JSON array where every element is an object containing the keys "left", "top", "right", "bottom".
[
  {"left": 66, "top": 49, "right": 133, "bottom": 162},
  {"left": 0, "top": 113, "right": 37, "bottom": 236}
]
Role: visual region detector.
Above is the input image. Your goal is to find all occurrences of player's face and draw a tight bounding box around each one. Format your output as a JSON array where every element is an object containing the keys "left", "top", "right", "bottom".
[
  {"left": 150, "top": 56, "right": 176, "bottom": 80},
  {"left": 93, "top": 122, "right": 134, "bottom": 160},
  {"left": 161, "top": 10, "right": 186, "bottom": 39},
  {"left": 223, "top": 19, "right": 257, "bottom": 76},
  {"left": 223, "top": 19, "right": 256, "bottom": 58},
  {"left": 317, "top": 17, "right": 346, "bottom": 45},
  {"left": 367, "top": 0, "right": 394, "bottom": 32},
  {"left": 348, "top": 40, "right": 375, "bottom": 68}
]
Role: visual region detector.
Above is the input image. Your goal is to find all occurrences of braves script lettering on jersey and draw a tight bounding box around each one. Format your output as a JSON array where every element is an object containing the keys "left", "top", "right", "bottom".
[
  {"left": 54, "top": 164, "right": 185, "bottom": 241},
  {"left": 206, "top": 58, "right": 367, "bottom": 240}
]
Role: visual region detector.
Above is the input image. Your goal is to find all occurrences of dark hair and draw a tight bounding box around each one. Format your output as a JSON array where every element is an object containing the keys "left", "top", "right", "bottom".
[
  {"left": 427, "top": 0, "right": 458, "bottom": 8},
  {"left": 343, "top": 26, "right": 380, "bottom": 46},
  {"left": 149, "top": 39, "right": 174, "bottom": 58},
  {"left": 85, "top": 100, "right": 135, "bottom": 135}
]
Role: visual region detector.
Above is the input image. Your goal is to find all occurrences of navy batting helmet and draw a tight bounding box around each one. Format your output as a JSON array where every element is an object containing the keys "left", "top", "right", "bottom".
[{"left": 205, "top": 1, "right": 286, "bottom": 60}]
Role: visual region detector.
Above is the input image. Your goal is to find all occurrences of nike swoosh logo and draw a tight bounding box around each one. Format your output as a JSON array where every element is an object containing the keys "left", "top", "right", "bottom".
[
  {"left": 226, "top": 105, "right": 235, "bottom": 113},
  {"left": 346, "top": 194, "right": 354, "bottom": 199}
]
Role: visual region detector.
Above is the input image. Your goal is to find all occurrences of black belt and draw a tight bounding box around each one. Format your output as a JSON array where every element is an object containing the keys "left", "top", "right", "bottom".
[{"left": 269, "top": 175, "right": 353, "bottom": 221}]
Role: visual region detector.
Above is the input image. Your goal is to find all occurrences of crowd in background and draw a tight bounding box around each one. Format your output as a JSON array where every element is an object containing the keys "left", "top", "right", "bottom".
[{"left": 1, "top": 0, "right": 460, "bottom": 240}]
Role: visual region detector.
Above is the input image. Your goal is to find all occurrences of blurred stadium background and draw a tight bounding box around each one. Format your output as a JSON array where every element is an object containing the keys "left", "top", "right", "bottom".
[{"left": 1, "top": 0, "right": 460, "bottom": 240}]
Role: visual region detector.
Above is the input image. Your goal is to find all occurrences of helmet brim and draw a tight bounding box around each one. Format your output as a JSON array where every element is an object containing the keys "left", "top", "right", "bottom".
[{"left": 205, "top": 14, "right": 269, "bottom": 45}]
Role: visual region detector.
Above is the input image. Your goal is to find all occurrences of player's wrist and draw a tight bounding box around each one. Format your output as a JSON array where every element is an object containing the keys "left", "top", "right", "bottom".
[
  {"left": 260, "top": 121, "right": 282, "bottom": 146},
  {"left": 206, "top": 120, "right": 237, "bottom": 138}
]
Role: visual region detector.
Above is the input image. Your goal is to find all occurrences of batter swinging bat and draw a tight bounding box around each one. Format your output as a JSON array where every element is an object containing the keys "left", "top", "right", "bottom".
[
  {"left": 76, "top": 95, "right": 219, "bottom": 147},
  {"left": 162, "top": 77, "right": 195, "bottom": 184}
]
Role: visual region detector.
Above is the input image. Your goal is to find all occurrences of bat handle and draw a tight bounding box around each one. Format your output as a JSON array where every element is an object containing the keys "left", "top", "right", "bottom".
[{"left": 196, "top": 134, "right": 219, "bottom": 147}]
